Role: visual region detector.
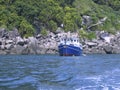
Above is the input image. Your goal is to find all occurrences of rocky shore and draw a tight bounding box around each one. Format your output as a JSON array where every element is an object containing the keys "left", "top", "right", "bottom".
[{"left": 0, "top": 28, "right": 120, "bottom": 55}]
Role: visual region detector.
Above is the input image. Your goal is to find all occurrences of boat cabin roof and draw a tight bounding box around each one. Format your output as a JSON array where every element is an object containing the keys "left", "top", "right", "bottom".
[{"left": 61, "top": 37, "right": 79, "bottom": 42}]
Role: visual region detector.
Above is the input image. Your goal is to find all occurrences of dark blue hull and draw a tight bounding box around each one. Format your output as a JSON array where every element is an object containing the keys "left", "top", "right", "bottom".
[{"left": 58, "top": 45, "right": 82, "bottom": 56}]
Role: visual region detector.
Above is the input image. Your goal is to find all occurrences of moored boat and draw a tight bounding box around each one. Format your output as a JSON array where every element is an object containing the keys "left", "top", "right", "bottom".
[{"left": 58, "top": 35, "right": 82, "bottom": 56}]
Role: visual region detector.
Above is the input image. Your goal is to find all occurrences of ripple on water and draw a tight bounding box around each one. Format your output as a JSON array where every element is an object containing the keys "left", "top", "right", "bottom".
[
  {"left": 0, "top": 77, "right": 19, "bottom": 83},
  {"left": 74, "top": 68, "right": 120, "bottom": 90},
  {"left": 0, "top": 76, "right": 37, "bottom": 88},
  {"left": 0, "top": 54, "right": 120, "bottom": 90}
]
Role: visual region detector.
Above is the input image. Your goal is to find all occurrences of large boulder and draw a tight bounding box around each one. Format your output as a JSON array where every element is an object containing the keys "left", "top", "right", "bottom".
[
  {"left": 27, "top": 37, "right": 39, "bottom": 54},
  {"left": 0, "top": 45, "right": 4, "bottom": 50},
  {"left": 10, "top": 45, "right": 26, "bottom": 54},
  {"left": 8, "top": 29, "right": 20, "bottom": 39},
  {"left": 99, "top": 31, "right": 114, "bottom": 43},
  {"left": 85, "top": 41, "right": 98, "bottom": 47},
  {"left": 46, "top": 49, "right": 57, "bottom": 54},
  {"left": 5, "top": 44, "right": 13, "bottom": 50},
  {"left": 15, "top": 36, "right": 25, "bottom": 46},
  {"left": 0, "top": 50, "right": 7, "bottom": 54},
  {"left": 112, "top": 47, "right": 120, "bottom": 54},
  {"left": 36, "top": 47, "right": 47, "bottom": 54},
  {"left": 5, "top": 40, "right": 13, "bottom": 44},
  {"left": 21, "top": 45, "right": 29, "bottom": 54},
  {"left": 103, "top": 45, "right": 113, "bottom": 54}
]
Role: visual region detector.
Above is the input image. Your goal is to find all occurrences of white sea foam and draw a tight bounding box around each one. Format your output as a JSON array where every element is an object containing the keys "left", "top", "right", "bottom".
[
  {"left": 102, "top": 86, "right": 109, "bottom": 90},
  {"left": 112, "top": 86, "right": 120, "bottom": 90},
  {"left": 75, "top": 85, "right": 99, "bottom": 90},
  {"left": 75, "top": 68, "right": 120, "bottom": 90},
  {"left": 85, "top": 76, "right": 102, "bottom": 82}
]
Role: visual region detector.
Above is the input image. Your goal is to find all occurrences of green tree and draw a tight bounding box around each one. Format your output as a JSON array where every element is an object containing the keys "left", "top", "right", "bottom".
[
  {"left": 93, "top": 0, "right": 120, "bottom": 11},
  {"left": 48, "top": 20, "right": 57, "bottom": 32},
  {"left": 63, "top": 6, "right": 81, "bottom": 32},
  {"left": 40, "top": 28, "right": 47, "bottom": 36},
  {"left": 19, "top": 19, "right": 35, "bottom": 37},
  {"left": 38, "top": 0, "right": 63, "bottom": 27}
]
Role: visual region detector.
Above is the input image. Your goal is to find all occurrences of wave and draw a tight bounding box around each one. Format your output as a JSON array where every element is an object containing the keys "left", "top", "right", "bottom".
[{"left": 74, "top": 68, "right": 120, "bottom": 90}]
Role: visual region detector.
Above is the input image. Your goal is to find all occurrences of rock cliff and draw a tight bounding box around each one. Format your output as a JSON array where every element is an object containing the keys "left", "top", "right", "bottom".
[{"left": 0, "top": 28, "right": 120, "bottom": 55}]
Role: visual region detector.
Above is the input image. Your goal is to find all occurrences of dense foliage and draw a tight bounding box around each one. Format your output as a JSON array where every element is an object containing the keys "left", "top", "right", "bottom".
[{"left": 0, "top": 0, "right": 120, "bottom": 37}]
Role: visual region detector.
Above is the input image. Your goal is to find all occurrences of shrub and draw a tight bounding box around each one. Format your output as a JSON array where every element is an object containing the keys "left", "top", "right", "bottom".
[
  {"left": 40, "top": 28, "right": 47, "bottom": 36},
  {"left": 48, "top": 20, "right": 57, "bottom": 32},
  {"left": 19, "top": 19, "right": 35, "bottom": 37}
]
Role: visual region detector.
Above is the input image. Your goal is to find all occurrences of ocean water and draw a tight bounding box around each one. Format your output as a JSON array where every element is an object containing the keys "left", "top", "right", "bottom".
[{"left": 0, "top": 54, "right": 120, "bottom": 90}]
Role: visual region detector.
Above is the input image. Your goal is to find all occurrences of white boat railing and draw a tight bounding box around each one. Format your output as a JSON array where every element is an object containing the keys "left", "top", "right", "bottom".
[{"left": 59, "top": 37, "right": 82, "bottom": 48}]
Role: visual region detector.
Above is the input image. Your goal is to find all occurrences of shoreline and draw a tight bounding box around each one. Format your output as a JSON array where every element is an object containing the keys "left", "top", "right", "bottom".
[{"left": 1, "top": 28, "right": 120, "bottom": 55}]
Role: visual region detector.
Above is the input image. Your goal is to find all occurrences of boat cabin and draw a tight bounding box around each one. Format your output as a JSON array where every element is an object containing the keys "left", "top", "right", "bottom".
[{"left": 60, "top": 37, "right": 81, "bottom": 47}]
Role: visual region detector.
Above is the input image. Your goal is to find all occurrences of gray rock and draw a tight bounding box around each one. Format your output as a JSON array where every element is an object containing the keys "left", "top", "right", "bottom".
[
  {"left": 0, "top": 28, "right": 7, "bottom": 38},
  {"left": 2, "top": 29, "right": 120, "bottom": 55},
  {"left": 0, "top": 50, "right": 7, "bottom": 54},
  {"left": 36, "top": 34, "right": 42, "bottom": 40},
  {"left": 11, "top": 45, "right": 26, "bottom": 54},
  {"left": 46, "top": 49, "right": 57, "bottom": 54},
  {"left": 112, "top": 47, "right": 120, "bottom": 54},
  {"left": 16, "top": 37, "right": 25, "bottom": 46},
  {"left": 0, "top": 45, "right": 5, "bottom": 50},
  {"left": 21, "top": 45, "right": 29, "bottom": 54},
  {"left": 5, "top": 40, "right": 13, "bottom": 44},
  {"left": 27, "top": 37, "right": 39, "bottom": 54},
  {"left": 103, "top": 45, "right": 113, "bottom": 54},
  {"left": 82, "top": 15, "right": 92, "bottom": 26},
  {"left": 55, "top": 27, "right": 64, "bottom": 34},
  {"left": 8, "top": 29, "right": 20, "bottom": 39},
  {"left": 5, "top": 44, "right": 13, "bottom": 50},
  {"left": 86, "top": 42, "right": 98, "bottom": 47},
  {"left": 99, "top": 32, "right": 109, "bottom": 39},
  {"left": 0, "top": 39, "right": 2, "bottom": 45},
  {"left": 36, "top": 48, "right": 47, "bottom": 54},
  {"left": 49, "top": 32, "right": 56, "bottom": 38},
  {"left": 17, "top": 41, "right": 25, "bottom": 46}
]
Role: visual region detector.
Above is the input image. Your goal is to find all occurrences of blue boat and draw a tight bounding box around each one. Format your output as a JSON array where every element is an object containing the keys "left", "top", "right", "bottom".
[{"left": 58, "top": 36, "right": 82, "bottom": 56}]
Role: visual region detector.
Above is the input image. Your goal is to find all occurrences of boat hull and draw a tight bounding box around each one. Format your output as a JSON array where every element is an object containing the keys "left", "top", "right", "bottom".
[{"left": 58, "top": 45, "right": 82, "bottom": 56}]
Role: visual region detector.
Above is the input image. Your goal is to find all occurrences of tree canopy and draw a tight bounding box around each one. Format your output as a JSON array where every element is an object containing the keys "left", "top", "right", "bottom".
[{"left": 0, "top": 0, "right": 120, "bottom": 37}]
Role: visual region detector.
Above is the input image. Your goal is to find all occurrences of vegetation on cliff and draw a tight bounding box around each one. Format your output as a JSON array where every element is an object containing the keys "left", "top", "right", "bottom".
[{"left": 0, "top": 0, "right": 120, "bottom": 38}]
